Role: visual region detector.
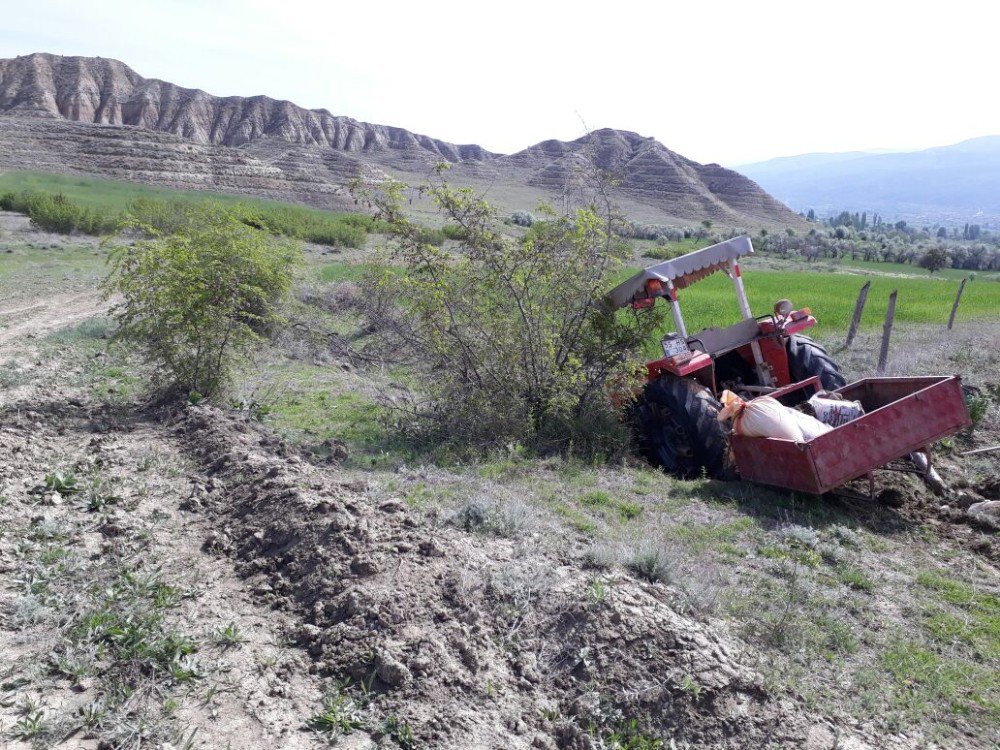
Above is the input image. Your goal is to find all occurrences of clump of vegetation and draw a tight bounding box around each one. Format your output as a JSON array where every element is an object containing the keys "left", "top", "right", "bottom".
[
  {"left": 0, "top": 190, "right": 118, "bottom": 235},
  {"left": 509, "top": 210, "right": 535, "bottom": 227},
  {"left": 919, "top": 246, "right": 950, "bottom": 273},
  {"left": 353, "top": 170, "right": 664, "bottom": 458},
  {"left": 1, "top": 176, "right": 374, "bottom": 247},
  {"left": 125, "top": 195, "right": 374, "bottom": 248},
  {"left": 103, "top": 203, "right": 301, "bottom": 398},
  {"left": 308, "top": 682, "right": 367, "bottom": 736},
  {"left": 233, "top": 202, "right": 372, "bottom": 248}
]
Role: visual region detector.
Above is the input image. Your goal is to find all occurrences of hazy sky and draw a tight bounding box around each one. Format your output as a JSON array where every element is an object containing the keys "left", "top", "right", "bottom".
[{"left": 3, "top": 0, "right": 998, "bottom": 165}]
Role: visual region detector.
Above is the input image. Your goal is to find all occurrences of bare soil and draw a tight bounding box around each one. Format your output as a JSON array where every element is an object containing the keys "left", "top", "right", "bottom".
[
  {"left": 0, "top": 219, "right": 996, "bottom": 749},
  {"left": 0, "top": 279, "right": 890, "bottom": 750}
]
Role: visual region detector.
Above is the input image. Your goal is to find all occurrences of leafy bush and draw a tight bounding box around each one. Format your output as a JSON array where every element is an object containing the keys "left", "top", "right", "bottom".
[
  {"left": 0, "top": 190, "right": 29, "bottom": 212},
  {"left": 441, "top": 223, "right": 467, "bottom": 240},
  {"left": 919, "top": 246, "right": 950, "bottom": 273},
  {"left": 233, "top": 203, "right": 369, "bottom": 248},
  {"left": 413, "top": 226, "right": 447, "bottom": 246},
  {"left": 354, "top": 171, "right": 664, "bottom": 458},
  {"left": 0, "top": 190, "right": 119, "bottom": 234},
  {"left": 510, "top": 210, "right": 535, "bottom": 227},
  {"left": 104, "top": 203, "right": 301, "bottom": 397},
  {"left": 123, "top": 198, "right": 370, "bottom": 248},
  {"left": 124, "top": 197, "right": 196, "bottom": 235},
  {"left": 301, "top": 222, "right": 367, "bottom": 247}
]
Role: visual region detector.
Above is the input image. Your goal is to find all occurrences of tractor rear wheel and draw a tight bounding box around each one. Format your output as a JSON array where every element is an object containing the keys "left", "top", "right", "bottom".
[
  {"left": 786, "top": 334, "right": 846, "bottom": 391},
  {"left": 632, "top": 376, "right": 729, "bottom": 479}
]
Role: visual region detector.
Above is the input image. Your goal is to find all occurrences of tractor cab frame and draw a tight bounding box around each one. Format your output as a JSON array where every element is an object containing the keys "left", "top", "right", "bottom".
[{"left": 608, "top": 236, "right": 821, "bottom": 397}]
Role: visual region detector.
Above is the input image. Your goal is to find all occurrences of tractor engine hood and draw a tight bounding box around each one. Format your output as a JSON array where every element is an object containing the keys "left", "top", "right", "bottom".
[{"left": 608, "top": 236, "right": 755, "bottom": 308}]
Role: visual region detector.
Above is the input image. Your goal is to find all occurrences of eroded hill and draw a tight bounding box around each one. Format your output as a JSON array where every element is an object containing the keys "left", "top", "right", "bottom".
[{"left": 0, "top": 53, "right": 800, "bottom": 227}]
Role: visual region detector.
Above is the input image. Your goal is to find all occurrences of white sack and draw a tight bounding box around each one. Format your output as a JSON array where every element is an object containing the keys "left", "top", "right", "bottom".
[
  {"left": 734, "top": 396, "right": 805, "bottom": 441},
  {"left": 787, "top": 408, "right": 833, "bottom": 441}
]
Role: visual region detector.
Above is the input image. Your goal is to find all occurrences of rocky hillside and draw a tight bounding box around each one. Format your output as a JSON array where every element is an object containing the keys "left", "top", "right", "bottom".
[{"left": 0, "top": 53, "right": 800, "bottom": 226}]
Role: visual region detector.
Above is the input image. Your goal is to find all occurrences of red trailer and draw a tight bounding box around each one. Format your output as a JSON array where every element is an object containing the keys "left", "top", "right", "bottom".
[{"left": 729, "top": 375, "right": 971, "bottom": 495}]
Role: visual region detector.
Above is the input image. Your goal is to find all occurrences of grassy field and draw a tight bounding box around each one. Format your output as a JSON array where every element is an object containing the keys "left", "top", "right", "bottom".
[
  {"left": 662, "top": 267, "right": 999, "bottom": 336},
  {"left": 0, "top": 170, "right": 335, "bottom": 217},
  {"left": 825, "top": 257, "right": 998, "bottom": 280},
  {"left": 0, "top": 170, "right": 371, "bottom": 246},
  {"left": 3, "top": 211, "right": 997, "bottom": 746},
  {"left": 316, "top": 258, "right": 1000, "bottom": 344}
]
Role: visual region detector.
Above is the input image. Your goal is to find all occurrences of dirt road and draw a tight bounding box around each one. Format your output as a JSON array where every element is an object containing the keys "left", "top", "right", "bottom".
[{"left": 0, "top": 292, "right": 106, "bottom": 347}]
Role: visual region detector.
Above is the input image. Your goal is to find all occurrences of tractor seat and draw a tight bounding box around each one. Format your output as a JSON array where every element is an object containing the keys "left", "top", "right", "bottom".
[{"left": 687, "top": 317, "right": 761, "bottom": 357}]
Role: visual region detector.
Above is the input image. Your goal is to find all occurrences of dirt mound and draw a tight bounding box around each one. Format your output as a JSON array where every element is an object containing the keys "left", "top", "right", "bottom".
[{"left": 173, "top": 405, "right": 871, "bottom": 748}]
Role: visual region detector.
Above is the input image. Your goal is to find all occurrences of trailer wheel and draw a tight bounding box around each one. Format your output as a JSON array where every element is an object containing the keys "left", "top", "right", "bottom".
[
  {"left": 632, "top": 377, "right": 729, "bottom": 479},
  {"left": 786, "top": 334, "right": 846, "bottom": 391}
]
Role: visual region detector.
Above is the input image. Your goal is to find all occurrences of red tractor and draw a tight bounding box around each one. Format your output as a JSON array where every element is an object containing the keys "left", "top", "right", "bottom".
[{"left": 608, "top": 236, "right": 847, "bottom": 479}]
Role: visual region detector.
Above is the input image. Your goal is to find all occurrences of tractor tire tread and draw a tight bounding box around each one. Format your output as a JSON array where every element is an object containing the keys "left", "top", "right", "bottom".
[
  {"left": 633, "top": 377, "right": 729, "bottom": 479},
  {"left": 786, "top": 334, "right": 847, "bottom": 391}
]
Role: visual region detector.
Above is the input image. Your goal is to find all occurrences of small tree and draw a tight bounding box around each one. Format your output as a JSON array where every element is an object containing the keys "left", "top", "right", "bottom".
[
  {"left": 103, "top": 204, "right": 301, "bottom": 397},
  {"left": 918, "top": 246, "right": 949, "bottom": 274},
  {"left": 353, "top": 170, "right": 665, "bottom": 457}
]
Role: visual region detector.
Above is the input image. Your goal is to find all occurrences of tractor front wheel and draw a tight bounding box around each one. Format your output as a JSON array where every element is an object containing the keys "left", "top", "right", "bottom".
[
  {"left": 632, "top": 377, "right": 729, "bottom": 479},
  {"left": 786, "top": 334, "right": 847, "bottom": 391}
]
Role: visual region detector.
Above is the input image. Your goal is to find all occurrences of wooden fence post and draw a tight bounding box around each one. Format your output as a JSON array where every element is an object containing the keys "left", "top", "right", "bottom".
[
  {"left": 947, "top": 277, "right": 967, "bottom": 330},
  {"left": 877, "top": 290, "right": 897, "bottom": 374},
  {"left": 844, "top": 280, "right": 871, "bottom": 348}
]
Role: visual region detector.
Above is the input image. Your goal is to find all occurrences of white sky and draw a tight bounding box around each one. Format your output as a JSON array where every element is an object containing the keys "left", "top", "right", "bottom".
[{"left": 2, "top": 0, "right": 998, "bottom": 165}]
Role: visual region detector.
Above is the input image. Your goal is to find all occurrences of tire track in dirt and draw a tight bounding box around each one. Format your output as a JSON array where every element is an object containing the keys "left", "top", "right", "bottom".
[{"left": 0, "top": 292, "right": 106, "bottom": 348}]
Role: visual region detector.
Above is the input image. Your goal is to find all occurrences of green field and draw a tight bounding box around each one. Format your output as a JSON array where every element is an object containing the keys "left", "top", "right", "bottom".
[
  {"left": 0, "top": 170, "right": 340, "bottom": 217},
  {"left": 0, "top": 170, "right": 371, "bottom": 247},
  {"left": 317, "top": 258, "right": 999, "bottom": 348},
  {"left": 825, "top": 257, "right": 998, "bottom": 281},
  {"left": 659, "top": 268, "right": 998, "bottom": 336}
]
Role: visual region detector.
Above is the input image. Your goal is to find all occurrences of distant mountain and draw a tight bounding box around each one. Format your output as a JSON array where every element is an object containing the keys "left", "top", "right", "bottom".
[
  {"left": 0, "top": 53, "right": 801, "bottom": 227},
  {"left": 737, "top": 137, "right": 1000, "bottom": 226}
]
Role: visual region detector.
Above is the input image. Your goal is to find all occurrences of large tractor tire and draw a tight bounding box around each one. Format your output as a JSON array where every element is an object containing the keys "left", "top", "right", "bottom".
[
  {"left": 786, "top": 334, "right": 847, "bottom": 391},
  {"left": 632, "top": 376, "right": 729, "bottom": 479}
]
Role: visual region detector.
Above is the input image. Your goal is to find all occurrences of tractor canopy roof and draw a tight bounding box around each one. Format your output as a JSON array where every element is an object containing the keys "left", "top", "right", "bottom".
[{"left": 607, "top": 236, "right": 755, "bottom": 308}]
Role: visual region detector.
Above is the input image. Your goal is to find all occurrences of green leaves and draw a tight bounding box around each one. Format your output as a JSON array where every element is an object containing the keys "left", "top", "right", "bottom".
[
  {"left": 353, "top": 173, "right": 664, "bottom": 458},
  {"left": 102, "top": 203, "right": 302, "bottom": 398}
]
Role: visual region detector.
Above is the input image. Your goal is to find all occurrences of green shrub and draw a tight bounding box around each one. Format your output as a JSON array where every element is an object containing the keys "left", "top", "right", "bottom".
[
  {"left": 414, "top": 226, "right": 447, "bottom": 246},
  {"left": 103, "top": 203, "right": 301, "bottom": 397},
  {"left": 441, "top": 223, "right": 467, "bottom": 240},
  {"left": 1, "top": 189, "right": 119, "bottom": 234},
  {"left": 233, "top": 203, "right": 369, "bottom": 248},
  {"left": 0, "top": 191, "right": 23, "bottom": 211},
  {"left": 354, "top": 171, "right": 664, "bottom": 458},
  {"left": 302, "top": 222, "right": 366, "bottom": 247},
  {"left": 124, "top": 197, "right": 195, "bottom": 235}
]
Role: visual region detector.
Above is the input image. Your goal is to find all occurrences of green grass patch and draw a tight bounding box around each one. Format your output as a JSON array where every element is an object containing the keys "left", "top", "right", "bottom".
[
  {"left": 837, "top": 566, "right": 877, "bottom": 593},
  {"left": 578, "top": 489, "right": 644, "bottom": 522},
  {"left": 916, "top": 570, "right": 999, "bottom": 659},
  {"left": 316, "top": 262, "right": 372, "bottom": 283},
  {"left": 669, "top": 517, "right": 758, "bottom": 552},
  {"left": 0, "top": 242, "right": 108, "bottom": 296},
  {"left": 644, "top": 268, "right": 1000, "bottom": 341},
  {"left": 264, "top": 381, "right": 392, "bottom": 465},
  {"left": 921, "top": 609, "right": 1000, "bottom": 660},
  {"left": 759, "top": 543, "right": 822, "bottom": 567},
  {"left": 916, "top": 570, "right": 1000, "bottom": 611},
  {"left": 0, "top": 170, "right": 372, "bottom": 246},
  {"left": 880, "top": 639, "right": 998, "bottom": 722},
  {"left": 554, "top": 503, "right": 598, "bottom": 535},
  {"left": 830, "top": 257, "right": 999, "bottom": 281}
]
